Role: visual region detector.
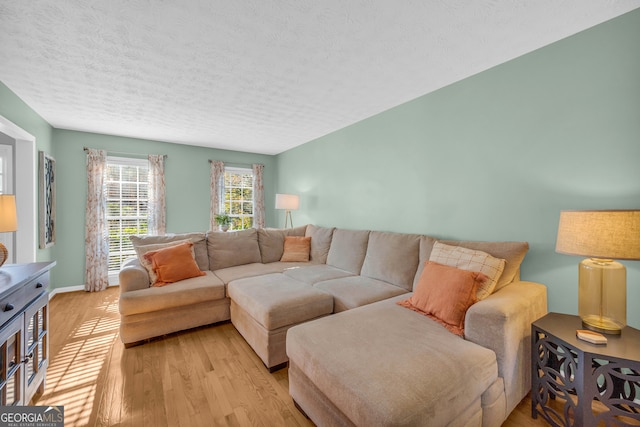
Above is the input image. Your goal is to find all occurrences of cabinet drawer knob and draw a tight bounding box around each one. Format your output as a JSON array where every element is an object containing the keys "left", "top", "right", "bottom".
[
  {"left": 4, "top": 303, "right": 14, "bottom": 312},
  {"left": 36, "top": 282, "right": 44, "bottom": 288}
]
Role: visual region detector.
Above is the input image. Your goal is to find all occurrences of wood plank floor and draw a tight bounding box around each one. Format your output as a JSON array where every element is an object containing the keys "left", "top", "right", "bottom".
[{"left": 35, "top": 286, "right": 548, "bottom": 426}]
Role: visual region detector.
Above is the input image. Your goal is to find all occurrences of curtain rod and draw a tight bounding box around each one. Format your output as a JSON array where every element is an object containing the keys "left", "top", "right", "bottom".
[
  {"left": 83, "top": 147, "right": 167, "bottom": 158},
  {"left": 209, "top": 159, "right": 254, "bottom": 167}
]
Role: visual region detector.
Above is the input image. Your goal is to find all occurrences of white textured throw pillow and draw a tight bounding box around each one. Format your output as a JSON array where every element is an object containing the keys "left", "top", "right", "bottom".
[{"left": 429, "top": 241, "right": 506, "bottom": 300}]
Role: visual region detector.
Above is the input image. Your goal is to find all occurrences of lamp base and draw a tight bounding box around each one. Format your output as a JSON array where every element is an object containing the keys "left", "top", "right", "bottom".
[
  {"left": 578, "top": 258, "right": 626, "bottom": 336},
  {"left": 581, "top": 315, "right": 622, "bottom": 335}
]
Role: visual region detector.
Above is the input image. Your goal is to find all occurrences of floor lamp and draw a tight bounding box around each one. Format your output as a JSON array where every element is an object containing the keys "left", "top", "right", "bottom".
[{"left": 275, "top": 194, "right": 299, "bottom": 229}]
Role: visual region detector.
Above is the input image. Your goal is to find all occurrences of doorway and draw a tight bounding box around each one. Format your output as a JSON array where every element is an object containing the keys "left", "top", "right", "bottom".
[
  {"left": 0, "top": 135, "right": 15, "bottom": 262},
  {"left": 0, "top": 115, "right": 37, "bottom": 263}
]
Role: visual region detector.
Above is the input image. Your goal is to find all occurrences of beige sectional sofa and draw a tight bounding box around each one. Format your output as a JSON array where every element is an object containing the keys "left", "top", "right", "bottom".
[
  {"left": 118, "top": 226, "right": 310, "bottom": 346},
  {"left": 118, "top": 224, "right": 547, "bottom": 426}
]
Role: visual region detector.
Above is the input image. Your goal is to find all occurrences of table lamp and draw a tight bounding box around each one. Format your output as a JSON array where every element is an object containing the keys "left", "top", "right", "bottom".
[
  {"left": 0, "top": 194, "right": 18, "bottom": 267},
  {"left": 275, "top": 194, "right": 299, "bottom": 229},
  {"left": 556, "top": 210, "right": 640, "bottom": 334}
]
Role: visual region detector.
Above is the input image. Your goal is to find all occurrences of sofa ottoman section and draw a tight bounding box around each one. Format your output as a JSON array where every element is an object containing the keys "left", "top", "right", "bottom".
[
  {"left": 227, "top": 273, "right": 334, "bottom": 371},
  {"left": 287, "top": 295, "right": 500, "bottom": 427}
]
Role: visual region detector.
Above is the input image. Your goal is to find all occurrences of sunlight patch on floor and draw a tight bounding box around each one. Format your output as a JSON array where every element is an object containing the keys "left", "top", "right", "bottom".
[{"left": 37, "top": 293, "right": 120, "bottom": 426}]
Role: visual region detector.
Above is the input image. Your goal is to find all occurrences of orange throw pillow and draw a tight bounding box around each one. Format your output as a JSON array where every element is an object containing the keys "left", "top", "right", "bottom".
[
  {"left": 143, "top": 242, "right": 205, "bottom": 287},
  {"left": 280, "top": 236, "right": 311, "bottom": 262},
  {"left": 397, "top": 261, "right": 488, "bottom": 336}
]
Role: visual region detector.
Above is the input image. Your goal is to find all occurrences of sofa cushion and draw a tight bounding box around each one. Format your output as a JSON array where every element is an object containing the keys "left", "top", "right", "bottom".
[
  {"left": 228, "top": 273, "right": 333, "bottom": 330},
  {"left": 360, "top": 231, "right": 421, "bottom": 291},
  {"left": 283, "top": 264, "right": 354, "bottom": 285},
  {"left": 440, "top": 240, "right": 528, "bottom": 291},
  {"left": 257, "top": 228, "right": 286, "bottom": 263},
  {"left": 398, "top": 261, "right": 486, "bottom": 336},
  {"left": 207, "top": 229, "right": 262, "bottom": 270},
  {"left": 411, "top": 235, "right": 438, "bottom": 290},
  {"left": 130, "top": 232, "right": 208, "bottom": 271},
  {"left": 429, "top": 241, "right": 505, "bottom": 300},
  {"left": 257, "top": 226, "right": 307, "bottom": 263},
  {"left": 305, "top": 225, "right": 335, "bottom": 263},
  {"left": 213, "top": 262, "right": 286, "bottom": 285},
  {"left": 286, "top": 296, "right": 498, "bottom": 427},
  {"left": 280, "top": 236, "right": 311, "bottom": 262},
  {"left": 213, "top": 261, "right": 313, "bottom": 285},
  {"left": 143, "top": 241, "right": 206, "bottom": 287},
  {"left": 314, "top": 276, "right": 407, "bottom": 312},
  {"left": 326, "top": 229, "right": 370, "bottom": 274},
  {"left": 118, "top": 271, "right": 225, "bottom": 316}
]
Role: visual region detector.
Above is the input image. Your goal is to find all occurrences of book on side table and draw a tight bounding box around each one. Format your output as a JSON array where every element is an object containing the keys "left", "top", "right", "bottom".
[{"left": 576, "top": 329, "right": 608, "bottom": 345}]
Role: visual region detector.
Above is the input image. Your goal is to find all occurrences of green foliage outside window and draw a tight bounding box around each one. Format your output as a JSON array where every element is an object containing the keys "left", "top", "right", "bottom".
[{"left": 224, "top": 169, "right": 254, "bottom": 230}]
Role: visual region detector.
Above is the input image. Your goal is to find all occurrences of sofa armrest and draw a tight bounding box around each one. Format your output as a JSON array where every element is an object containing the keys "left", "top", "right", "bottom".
[
  {"left": 119, "top": 258, "right": 150, "bottom": 293},
  {"left": 465, "top": 281, "right": 547, "bottom": 416}
]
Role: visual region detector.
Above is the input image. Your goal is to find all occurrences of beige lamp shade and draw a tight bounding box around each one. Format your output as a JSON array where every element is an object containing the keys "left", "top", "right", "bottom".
[
  {"left": 0, "top": 195, "right": 18, "bottom": 232},
  {"left": 556, "top": 210, "right": 640, "bottom": 260},
  {"left": 275, "top": 194, "right": 300, "bottom": 211}
]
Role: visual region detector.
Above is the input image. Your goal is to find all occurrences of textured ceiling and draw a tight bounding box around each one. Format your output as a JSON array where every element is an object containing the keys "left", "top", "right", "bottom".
[{"left": 0, "top": 1, "right": 638, "bottom": 155}]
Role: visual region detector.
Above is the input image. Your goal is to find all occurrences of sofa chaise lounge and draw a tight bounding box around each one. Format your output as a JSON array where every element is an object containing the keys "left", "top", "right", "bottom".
[{"left": 118, "top": 224, "right": 547, "bottom": 426}]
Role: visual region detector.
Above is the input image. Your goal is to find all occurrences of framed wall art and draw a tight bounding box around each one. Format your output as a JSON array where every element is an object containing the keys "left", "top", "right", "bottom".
[{"left": 39, "top": 151, "right": 56, "bottom": 248}]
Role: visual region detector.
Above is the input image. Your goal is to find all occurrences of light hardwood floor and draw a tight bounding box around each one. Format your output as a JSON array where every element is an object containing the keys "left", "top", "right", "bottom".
[{"left": 35, "top": 287, "right": 548, "bottom": 426}]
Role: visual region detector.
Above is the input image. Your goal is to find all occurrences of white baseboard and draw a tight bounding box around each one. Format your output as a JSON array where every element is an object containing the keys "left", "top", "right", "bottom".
[
  {"left": 49, "top": 285, "right": 84, "bottom": 299},
  {"left": 49, "top": 283, "right": 119, "bottom": 299}
]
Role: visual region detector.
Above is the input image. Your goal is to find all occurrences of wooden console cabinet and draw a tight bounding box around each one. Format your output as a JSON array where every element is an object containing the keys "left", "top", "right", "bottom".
[{"left": 0, "top": 262, "right": 55, "bottom": 405}]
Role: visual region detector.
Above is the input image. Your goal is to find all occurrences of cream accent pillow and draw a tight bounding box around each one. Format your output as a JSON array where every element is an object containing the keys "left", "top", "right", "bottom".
[
  {"left": 429, "top": 241, "right": 505, "bottom": 300},
  {"left": 134, "top": 238, "right": 194, "bottom": 285}
]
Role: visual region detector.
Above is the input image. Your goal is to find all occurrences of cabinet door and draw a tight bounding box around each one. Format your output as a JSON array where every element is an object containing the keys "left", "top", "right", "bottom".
[
  {"left": 0, "top": 314, "right": 24, "bottom": 406},
  {"left": 23, "top": 292, "right": 48, "bottom": 404}
]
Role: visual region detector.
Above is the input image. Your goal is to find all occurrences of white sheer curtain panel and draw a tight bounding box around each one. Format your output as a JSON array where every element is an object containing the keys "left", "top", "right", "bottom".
[
  {"left": 148, "top": 154, "right": 166, "bottom": 235},
  {"left": 252, "top": 163, "right": 265, "bottom": 229},
  {"left": 84, "top": 148, "right": 109, "bottom": 292},
  {"left": 209, "top": 160, "right": 225, "bottom": 230}
]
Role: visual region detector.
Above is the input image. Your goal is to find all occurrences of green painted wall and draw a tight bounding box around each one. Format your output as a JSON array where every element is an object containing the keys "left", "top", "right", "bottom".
[
  {"left": 51, "top": 129, "right": 277, "bottom": 288},
  {"left": 276, "top": 10, "right": 640, "bottom": 327},
  {"left": 0, "top": 82, "right": 55, "bottom": 263}
]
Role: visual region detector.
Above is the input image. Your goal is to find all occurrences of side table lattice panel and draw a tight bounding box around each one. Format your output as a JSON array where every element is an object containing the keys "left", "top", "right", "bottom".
[
  {"left": 532, "top": 313, "right": 640, "bottom": 427},
  {"left": 589, "top": 359, "right": 640, "bottom": 425},
  {"left": 533, "top": 329, "right": 581, "bottom": 427}
]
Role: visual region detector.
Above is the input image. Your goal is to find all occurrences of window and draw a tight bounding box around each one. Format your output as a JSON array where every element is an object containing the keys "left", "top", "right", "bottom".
[
  {"left": 224, "top": 167, "right": 253, "bottom": 230},
  {"left": 106, "top": 157, "right": 149, "bottom": 273}
]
